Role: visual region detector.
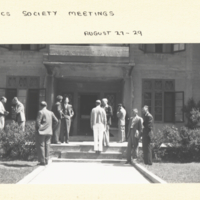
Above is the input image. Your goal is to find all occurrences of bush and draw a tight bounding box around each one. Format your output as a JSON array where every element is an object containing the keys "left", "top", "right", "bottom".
[
  {"left": 183, "top": 98, "right": 200, "bottom": 129},
  {"left": 151, "top": 126, "right": 200, "bottom": 162},
  {"left": 0, "top": 121, "right": 37, "bottom": 160}
]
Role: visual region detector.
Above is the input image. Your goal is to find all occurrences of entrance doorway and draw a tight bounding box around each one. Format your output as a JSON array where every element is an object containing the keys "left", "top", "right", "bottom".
[{"left": 79, "top": 93, "right": 99, "bottom": 135}]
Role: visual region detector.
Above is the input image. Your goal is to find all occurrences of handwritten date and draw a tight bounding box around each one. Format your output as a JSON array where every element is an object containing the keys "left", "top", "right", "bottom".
[{"left": 84, "top": 31, "right": 142, "bottom": 36}]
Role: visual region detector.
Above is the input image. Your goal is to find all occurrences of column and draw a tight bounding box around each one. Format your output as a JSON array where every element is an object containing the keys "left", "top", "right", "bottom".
[{"left": 45, "top": 75, "right": 55, "bottom": 110}]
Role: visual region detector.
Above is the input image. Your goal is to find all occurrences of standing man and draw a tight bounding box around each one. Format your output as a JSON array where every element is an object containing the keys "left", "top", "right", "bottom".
[
  {"left": 126, "top": 108, "right": 143, "bottom": 164},
  {"left": 35, "top": 101, "right": 58, "bottom": 165},
  {"left": 12, "top": 97, "right": 26, "bottom": 131},
  {"left": 90, "top": 100, "right": 107, "bottom": 154},
  {"left": 117, "top": 104, "right": 126, "bottom": 143},
  {"left": 0, "top": 97, "right": 9, "bottom": 130},
  {"left": 142, "top": 105, "right": 154, "bottom": 165},
  {"left": 52, "top": 95, "right": 63, "bottom": 144},
  {"left": 101, "top": 98, "right": 113, "bottom": 147},
  {"left": 60, "top": 97, "right": 74, "bottom": 143}
]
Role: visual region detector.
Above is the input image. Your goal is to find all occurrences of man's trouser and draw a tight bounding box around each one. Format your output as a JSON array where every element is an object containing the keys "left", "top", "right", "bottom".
[
  {"left": 36, "top": 133, "right": 51, "bottom": 164},
  {"left": 18, "top": 121, "right": 25, "bottom": 132},
  {"left": 60, "top": 118, "right": 71, "bottom": 142},
  {"left": 52, "top": 119, "right": 61, "bottom": 143},
  {"left": 93, "top": 123, "right": 104, "bottom": 152},
  {"left": 103, "top": 124, "right": 110, "bottom": 146},
  {"left": 118, "top": 125, "right": 125, "bottom": 142},
  {"left": 126, "top": 130, "right": 139, "bottom": 161},
  {"left": 142, "top": 131, "right": 153, "bottom": 165},
  {"left": 0, "top": 116, "right": 5, "bottom": 130}
]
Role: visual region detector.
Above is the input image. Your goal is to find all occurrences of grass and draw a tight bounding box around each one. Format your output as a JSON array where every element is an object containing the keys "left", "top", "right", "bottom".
[
  {"left": 0, "top": 160, "right": 38, "bottom": 184},
  {"left": 140, "top": 162, "right": 200, "bottom": 183}
]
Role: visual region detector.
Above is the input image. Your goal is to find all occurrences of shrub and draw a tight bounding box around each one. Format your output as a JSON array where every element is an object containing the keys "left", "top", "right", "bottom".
[
  {"left": 151, "top": 125, "right": 200, "bottom": 162},
  {"left": 0, "top": 121, "right": 37, "bottom": 160},
  {"left": 182, "top": 98, "right": 200, "bottom": 129}
]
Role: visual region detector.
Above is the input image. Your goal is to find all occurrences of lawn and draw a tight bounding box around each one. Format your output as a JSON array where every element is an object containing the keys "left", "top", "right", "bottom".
[
  {"left": 0, "top": 160, "right": 38, "bottom": 184},
  {"left": 140, "top": 162, "right": 200, "bottom": 183}
]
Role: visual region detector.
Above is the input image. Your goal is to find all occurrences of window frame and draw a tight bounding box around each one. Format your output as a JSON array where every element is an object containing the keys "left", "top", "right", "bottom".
[
  {"left": 142, "top": 79, "right": 184, "bottom": 123},
  {"left": 139, "top": 44, "right": 185, "bottom": 54}
]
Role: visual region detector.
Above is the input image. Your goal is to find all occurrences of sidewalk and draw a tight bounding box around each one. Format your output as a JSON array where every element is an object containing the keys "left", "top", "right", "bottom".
[{"left": 19, "top": 161, "right": 150, "bottom": 184}]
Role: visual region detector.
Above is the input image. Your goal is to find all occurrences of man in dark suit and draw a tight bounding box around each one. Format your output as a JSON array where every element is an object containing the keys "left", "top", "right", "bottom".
[
  {"left": 60, "top": 97, "right": 74, "bottom": 143},
  {"left": 142, "top": 105, "right": 154, "bottom": 165},
  {"left": 102, "top": 98, "right": 113, "bottom": 147},
  {"left": 126, "top": 108, "right": 143, "bottom": 164},
  {"left": 35, "top": 101, "right": 58, "bottom": 165},
  {"left": 51, "top": 95, "right": 63, "bottom": 144}
]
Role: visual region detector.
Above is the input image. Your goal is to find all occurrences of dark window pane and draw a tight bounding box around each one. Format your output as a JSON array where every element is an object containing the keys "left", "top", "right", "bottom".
[
  {"left": 175, "top": 92, "right": 184, "bottom": 122},
  {"left": 155, "top": 44, "right": 162, "bottom": 53},
  {"left": 146, "top": 44, "right": 155, "bottom": 53},
  {"left": 155, "top": 114, "right": 162, "bottom": 121},
  {"left": 144, "top": 80, "right": 152, "bottom": 90},
  {"left": 144, "top": 92, "right": 152, "bottom": 99},
  {"left": 21, "top": 45, "right": 31, "bottom": 50},
  {"left": 155, "top": 80, "right": 163, "bottom": 90},
  {"left": 164, "top": 92, "right": 175, "bottom": 122}
]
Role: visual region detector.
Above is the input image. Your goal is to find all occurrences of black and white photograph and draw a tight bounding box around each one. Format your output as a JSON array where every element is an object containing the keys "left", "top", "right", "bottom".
[{"left": 0, "top": 43, "right": 199, "bottom": 184}]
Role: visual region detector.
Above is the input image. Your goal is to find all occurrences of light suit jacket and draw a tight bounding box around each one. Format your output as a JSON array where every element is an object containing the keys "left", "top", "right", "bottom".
[
  {"left": 90, "top": 105, "right": 107, "bottom": 128},
  {"left": 117, "top": 107, "right": 126, "bottom": 126},
  {"left": 36, "top": 107, "right": 58, "bottom": 135},
  {"left": 15, "top": 101, "right": 26, "bottom": 122}
]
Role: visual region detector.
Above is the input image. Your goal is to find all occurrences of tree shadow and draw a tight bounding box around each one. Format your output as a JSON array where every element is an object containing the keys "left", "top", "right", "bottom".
[{"left": 0, "top": 163, "right": 34, "bottom": 168}]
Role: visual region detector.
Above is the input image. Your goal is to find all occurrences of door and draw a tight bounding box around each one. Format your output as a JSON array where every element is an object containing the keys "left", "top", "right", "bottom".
[
  {"left": 27, "top": 89, "right": 39, "bottom": 120},
  {"left": 79, "top": 94, "right": 99, "bottom": 135}
]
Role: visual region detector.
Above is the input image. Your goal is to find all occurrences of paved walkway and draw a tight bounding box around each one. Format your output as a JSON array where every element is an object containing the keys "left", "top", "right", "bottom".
[{"left": 25, "top": 162, "right": 150, "bottom": 184}]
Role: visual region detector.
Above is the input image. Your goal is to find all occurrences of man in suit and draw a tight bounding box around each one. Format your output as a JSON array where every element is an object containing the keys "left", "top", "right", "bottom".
[
  {"left": 60, "top": 97, "right": 74, "bottom": 143},
  {"left": 0, "top": 97, "right": 9, "bottom": 130},
  {"left": 117, "top": 104, "right": 126, "bottom": 143},
  {"left": 90, "top": 100, "right": 107, "bottom": 154},
  {"left": 35, "top": 101, "right": 58, "bottom": 165},
  {"left": 12, "top": 97, "right": 26, "bottom": 131},
  {"left": 125, "top": 108, "right": 143, "bottom": 164},
  {"left": 102, "top": 98, "right": 113, "bottom": 147},
  {"left": 51, "top": 95, "right": 63, "bottom": 144},
  {"left": 142, "top": 105, "right": 154, "bottom": 165}
]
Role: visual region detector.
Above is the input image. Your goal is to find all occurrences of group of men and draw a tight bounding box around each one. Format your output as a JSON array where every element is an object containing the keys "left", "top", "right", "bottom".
[
  {"left": 91, "top": 100, "right": 154, "bottom": 165},
  {"left": 0, "top": 94, "right": 154, "bottom": 166},
  {"left": 0, "top": 96, "right": 26, "bottom": 131}
]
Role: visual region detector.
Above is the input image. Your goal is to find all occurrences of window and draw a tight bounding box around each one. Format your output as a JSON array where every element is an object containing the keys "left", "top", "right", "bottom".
[
  {"left": 139, "top": 44, "right": 185, "bottom": 53},
  {"left": 0, "top": 44, "right": 46, "bottom": 51},
  {"left": 142, "top": 79, "right": 184, "bottom": 123}
]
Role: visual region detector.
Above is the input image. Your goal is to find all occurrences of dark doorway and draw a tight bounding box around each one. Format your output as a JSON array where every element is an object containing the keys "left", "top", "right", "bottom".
[
  {"left": 79, "top": 94, "right": 98, "bottom": 135},
  {"left": 27, "top": 89, "right": 39, "bottom": 120}
]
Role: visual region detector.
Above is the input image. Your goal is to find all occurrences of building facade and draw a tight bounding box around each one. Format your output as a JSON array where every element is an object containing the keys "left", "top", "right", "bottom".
[{"left": 0, "top": 44, "right": 199, "bottom": 135}]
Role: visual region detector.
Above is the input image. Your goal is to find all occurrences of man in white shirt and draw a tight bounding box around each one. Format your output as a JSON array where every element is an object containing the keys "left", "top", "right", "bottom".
[
  {"left": 117, "top": 104, "right": 127, "bottom": 142},
  {"left": 0, "top": 97, "right": 9, "bottom": 130},
  {"left": 90, "top": 100, "right": 107, "bottom": 154}
]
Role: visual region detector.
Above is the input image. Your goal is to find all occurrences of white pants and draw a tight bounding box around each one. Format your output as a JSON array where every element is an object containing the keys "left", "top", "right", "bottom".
[
  {"left": 0, "top": 116, "right": 5, "bottom": 130},
  {"left": 93, "top": 124, "right": 104, "bottom": 152}
]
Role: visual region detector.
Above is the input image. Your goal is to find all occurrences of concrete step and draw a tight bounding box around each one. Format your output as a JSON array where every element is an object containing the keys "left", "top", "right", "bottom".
[
  {"left": 61, "top": 151, "right": 126, "bottom": 159},
  {"left": 67, "top": 136, "right": 119, "bottom": 142},
  {"left": 52, "top": 158, "right": 127, "bottom": 163},
  {"left": 50, "top": 142, "right": 128, "bottom": 153}
]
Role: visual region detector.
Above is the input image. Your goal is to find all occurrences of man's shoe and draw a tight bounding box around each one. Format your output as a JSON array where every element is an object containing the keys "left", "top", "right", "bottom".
[
  {"left": 37, "top": 162, "right": 46, "bottom": 166},
  {"left": 55, "top": 141, "right": 61, "bottom": 144}
]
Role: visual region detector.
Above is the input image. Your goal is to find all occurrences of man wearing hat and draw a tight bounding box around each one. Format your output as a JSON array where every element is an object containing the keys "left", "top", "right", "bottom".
[
  {"left": 117, "top": 103, "right": 126, "bottom": 142},
  {"left": 12, "top": 97, "right": 26, "bottom": 131},
  {"left": 51, "top": 95, "right": 63, "bottom": 144},
  {"left": 35, "top": 101, "right": 58, "bottom": 165},
  {"left": 0, "top": 97, "right": 9, "bottom": 130},
  {"left": 90, "top": 100, "right": 107, "bottom": 154}
]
